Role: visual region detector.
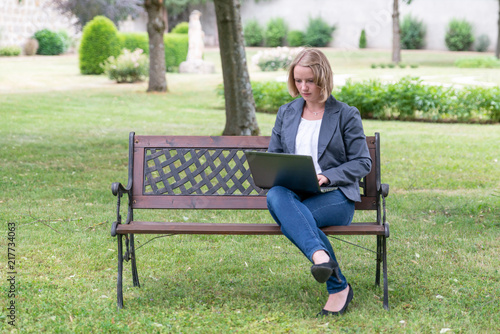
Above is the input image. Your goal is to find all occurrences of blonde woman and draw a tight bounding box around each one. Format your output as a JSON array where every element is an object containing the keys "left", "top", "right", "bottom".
[{"left": 266, "top": 48, "right": 372, "bottom": 316}]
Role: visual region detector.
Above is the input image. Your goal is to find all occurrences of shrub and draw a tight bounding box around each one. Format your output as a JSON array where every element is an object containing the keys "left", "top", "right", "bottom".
[
  {"left": 118, "top": 32, "right": 149, "bottom": 54},
  {"left": 79, "top": 16, "right": 121, "bottom": 75},
  {"left": 303, "top": 17, "right": 335, "bottom": 47},
  {"left": 251, "top": 81, "right": 299, "bottom": 113},
  {"left": 475, "top": 34, "right": 490, "bottom": 52},
  {"left": 164, "top": 33, "right": 188, "bottom": 72},
  {"left": 57, "top": 30, "right": 73, "bottom": 53},
  {"left": 101, "top": 48, "right": 149, "bottom": 83},
  {"left": 454, "top": 56, "right": 500, "bottom": 68},
  {"left": 221, "top": 76, "right": 500, "bottom": 123},
  {"left": 359, "top": 29, "right": 367, "bottom": 49},
  {"left": 23, "top": 38, "right": 39, "bottom": 56},
  {"left": 445, "top": 18, "right": 474, "bottom": 51},
  {"left": 264, "top": 18, "right": 288, "bottom": 47},
  {"left": 400, "top": 15, "right": 426, "bottom": 49},
  {"left": 336, "top": 77, "right": 500, "bottom": 123},
  {"left": 287, "top": 30, "right": 305, "bottom": 47},
  {"left": 217, "top": 80, "right": 299, "bottom": 113},
  {"left": 34, "top": 29, "right": 64, "bottom": 55},
  {"left": 243, "top": 19, "right": 264, "bottom": 46},
  {"left": 171, "top": 22, "right": 189, "bottom": 34},
  {"left": 0, "top": 45, "right": 21, "bottom": 56},
  {"left": 251, "top": 47, "right": 303, "bottom": 71}
]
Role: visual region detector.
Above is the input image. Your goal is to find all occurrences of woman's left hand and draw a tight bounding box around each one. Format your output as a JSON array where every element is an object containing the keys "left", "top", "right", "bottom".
[{"left": 317, "top": 174, "right": 330, "bottom": 186}]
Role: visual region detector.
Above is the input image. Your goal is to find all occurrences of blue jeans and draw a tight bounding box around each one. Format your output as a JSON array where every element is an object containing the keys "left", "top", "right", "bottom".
[{"left": 266, "top": 186, "right": 355, "bottom": 294}]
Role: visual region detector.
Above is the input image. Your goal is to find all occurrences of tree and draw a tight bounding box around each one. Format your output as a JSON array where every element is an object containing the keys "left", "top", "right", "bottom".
[
  {"left": 497, "top": 0, "right": 500, "bottom": 58},
  {"left": 392, "top": 0, "right": 412, "bottom": 63},
  {"left": 144, "top": 0, "right": 167, "bottom": 92},
  {"left": 51, "top": 0, "right": 142, "bottom": 30},
  {"left": 214, "top": 0, "right": 260, "bottom": 136}
]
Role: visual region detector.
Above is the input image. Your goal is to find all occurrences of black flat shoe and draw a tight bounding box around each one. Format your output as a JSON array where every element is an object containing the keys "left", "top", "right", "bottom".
[
  {"left": 311, "top": 258, "right": 340, "bottom": 283},
  {"left": 317, "top": 284, "right": 353, "bottom": 316}
]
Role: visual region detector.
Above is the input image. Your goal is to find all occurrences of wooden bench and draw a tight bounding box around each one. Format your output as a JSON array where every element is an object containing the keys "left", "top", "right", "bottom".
[{"left": 111, "top": 132, "right": 390, "bottom": 310}]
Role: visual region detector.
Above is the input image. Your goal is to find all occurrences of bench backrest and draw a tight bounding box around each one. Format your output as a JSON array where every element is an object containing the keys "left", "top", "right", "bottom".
[{"left": 126, "top": 132, "right": 381, "bottom": 213}]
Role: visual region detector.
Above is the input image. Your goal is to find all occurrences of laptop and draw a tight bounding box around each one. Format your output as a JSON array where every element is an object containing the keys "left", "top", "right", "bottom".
[{"left": 244, "top": 151, "right": 338, "bottom": 194}]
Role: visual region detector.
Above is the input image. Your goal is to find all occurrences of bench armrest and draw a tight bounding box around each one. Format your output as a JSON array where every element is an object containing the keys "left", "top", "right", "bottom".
[
  {"left": 111, "top": 182, "right": 132, "bottom": 237},
  {"left": 381, "top": 183, "right": 389, "bottom": 198},
  {"left": 111, "top": 182, "right": 131, "bottom": 197},
  {"left": 379, "top": 183, "right": 390, "bottom": 228}
]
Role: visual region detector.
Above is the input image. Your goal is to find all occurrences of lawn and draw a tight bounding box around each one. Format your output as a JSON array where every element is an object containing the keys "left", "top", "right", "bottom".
[{"left": 0, "top": 49, "right": 499, "bottom": 333}]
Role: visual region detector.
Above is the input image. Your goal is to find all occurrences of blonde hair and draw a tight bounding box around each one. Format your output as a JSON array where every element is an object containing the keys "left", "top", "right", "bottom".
[{"left": 287, "top": 48, "right": 333, "bottom": 103}]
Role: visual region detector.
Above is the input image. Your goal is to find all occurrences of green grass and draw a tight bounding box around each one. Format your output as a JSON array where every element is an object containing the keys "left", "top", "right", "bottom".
[{"left": 0, "top": 50, "right": 499, "bottom": 333}]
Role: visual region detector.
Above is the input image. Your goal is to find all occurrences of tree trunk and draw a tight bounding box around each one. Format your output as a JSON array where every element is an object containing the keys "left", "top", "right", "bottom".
[
  {"left": 496, "top": 0, "right": 500, "bottom": 59},
  {"left": 392, "top": 0, "right": 401, "bottom": 63},
  {"left": 145, "top": 0, "right": 167, "bottom": 92},
  {"left": 214, "top": 0, "right": 260, "bottom": 136}
]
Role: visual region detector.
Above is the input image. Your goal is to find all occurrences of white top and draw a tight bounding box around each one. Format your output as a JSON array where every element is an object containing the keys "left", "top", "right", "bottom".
[{"left": 295, "top": 118, "right": 322, "bottom": 174}]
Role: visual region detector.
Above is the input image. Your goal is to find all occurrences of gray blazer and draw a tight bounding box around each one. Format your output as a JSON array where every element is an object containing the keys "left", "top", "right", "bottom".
[{"left": 268, "top": 95, "right": 372, "bottom": 202}]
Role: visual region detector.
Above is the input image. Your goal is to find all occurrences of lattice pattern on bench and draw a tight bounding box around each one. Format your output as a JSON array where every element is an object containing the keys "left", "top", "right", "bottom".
[{"left": 144, "top": 148, "right": 268, "bottom": 196}]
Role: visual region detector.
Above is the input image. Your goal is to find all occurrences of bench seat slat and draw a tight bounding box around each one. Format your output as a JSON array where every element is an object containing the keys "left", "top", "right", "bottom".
[
  {"left": 116, "top": 221, "right": 386, "bottom": 235},
  {"left": 132, "top": 196, "right": 378, "bottom": 210}
]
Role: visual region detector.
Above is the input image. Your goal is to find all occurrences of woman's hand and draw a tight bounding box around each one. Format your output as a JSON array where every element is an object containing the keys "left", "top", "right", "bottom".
[{"left": 317, "top": 174, "right": 330, "bottom": 186}]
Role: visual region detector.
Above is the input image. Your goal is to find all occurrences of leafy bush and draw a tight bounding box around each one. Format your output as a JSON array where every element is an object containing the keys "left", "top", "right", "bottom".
[
  {"left": 303, "top": 17, "right": 335, "bottom": 47},
  {"left": 336, "top": 77, "right": 500, "bottom": 123},
  {"left": 251, "top": 47, "right": 303, "bottom": 71},
  {"left": 243, "top": 19, "right": 264, "bottom": 46},
  {"left": 217, "top": 81, "right": 298, "bottom": 113},
  {"left": 101, "top": 49, "right": 149, "bottom": 83},
  {"left": 57, "top": 30, "right": 73, "bottom": 53},
  {"left": 243, "top": 76, "right": 500, "bottom": 122},
  {"left": 445, "top": 18, "right": 474, "bottom": 51},
  {"left": 287, "top": 30, "right": 305, "bottom": 47},
  {"left": 34, "top": 29, "right": 64, "bottom": 55},
  {"left": 454, "top": 56, "right": 500, "bottom": 68},
  {"left": 251, "top": 81, "right": 299, "bottom": 113},
  {"left": 400, "top": 15, "right": 426, "bottom": 49},
  {"left": 79, "top": 16, "right": 121, "bottom": 75},
  {"left": 475, "top": 34, "right": 490, "bottom": 52},
  {"left": 23, "top": 38, "right": 39, "bottom": 56},
  {"left": 171, "top": 22, "right": 189, "bottom": 34},
  {"left": 164, "top": 33, "right": 188, "bottom": 72},
  {"left": 359, "top": 29, "right": 367, "bottom": 49},
  {"left": 0, "top": 45, "right": 21, "bottom": 56},
  {"left": 118, "top": 32, "right": 149, "bottom": 54},
  {"left": 264, "top": 18, "right": 288, "bottom": 47}
]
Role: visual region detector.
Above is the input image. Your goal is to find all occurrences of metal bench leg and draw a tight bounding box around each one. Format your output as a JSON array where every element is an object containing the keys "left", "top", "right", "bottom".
[
  {"left": 130, "top": 234, "right": 140, "bottom": 287},
  {"left": 375, "top": 235, "right": 382, "bottom": 286},
  {"left": 117, "top": 234, "right": 124, "bottom": 309},
  {"left": 382, "top": 235, "right": 389, "bottom": 310}
]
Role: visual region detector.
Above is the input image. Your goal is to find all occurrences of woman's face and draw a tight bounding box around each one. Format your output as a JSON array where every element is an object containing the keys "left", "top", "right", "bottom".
[{"left": 293, "top": 65, "right": 321, "bottom": 104}]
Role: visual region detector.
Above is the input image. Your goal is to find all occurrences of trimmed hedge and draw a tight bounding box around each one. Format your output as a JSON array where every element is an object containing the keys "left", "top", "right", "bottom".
[
  {"left": 117, "top": 32, "right": 149, "bottom": 54},
  {"left": 164, "top": 33, "right": 188, "bottom": 72},
  {"left": 79, "top": 16, "right": 121, "bottom": 75},
  {"left": 117, "top": 32, "right": 188, "bottom": 72},
  {"left": 171, "top": 22, "right": 189, "bottom": 34},
  {"left": 34, "top": 29, "right": 64, "bottom": 55}
]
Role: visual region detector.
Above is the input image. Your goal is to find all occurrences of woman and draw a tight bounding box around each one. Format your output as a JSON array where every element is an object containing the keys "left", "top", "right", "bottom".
[{"left": 266, "top": 48, "right": 372, "bottom": 316}]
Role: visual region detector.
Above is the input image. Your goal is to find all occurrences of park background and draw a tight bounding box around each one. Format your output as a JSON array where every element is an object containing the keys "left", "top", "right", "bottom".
[{"left": 1, "top": 0, "right": 500, "bottom": 333}]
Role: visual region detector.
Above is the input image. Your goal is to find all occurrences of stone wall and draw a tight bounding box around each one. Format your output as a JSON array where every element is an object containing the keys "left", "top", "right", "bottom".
[
  {"left": 240, "top": 0, "right": 498, "bottom": 51},
  {"left": 0, "top": 0, "right": 77, "bottom": 51}
]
